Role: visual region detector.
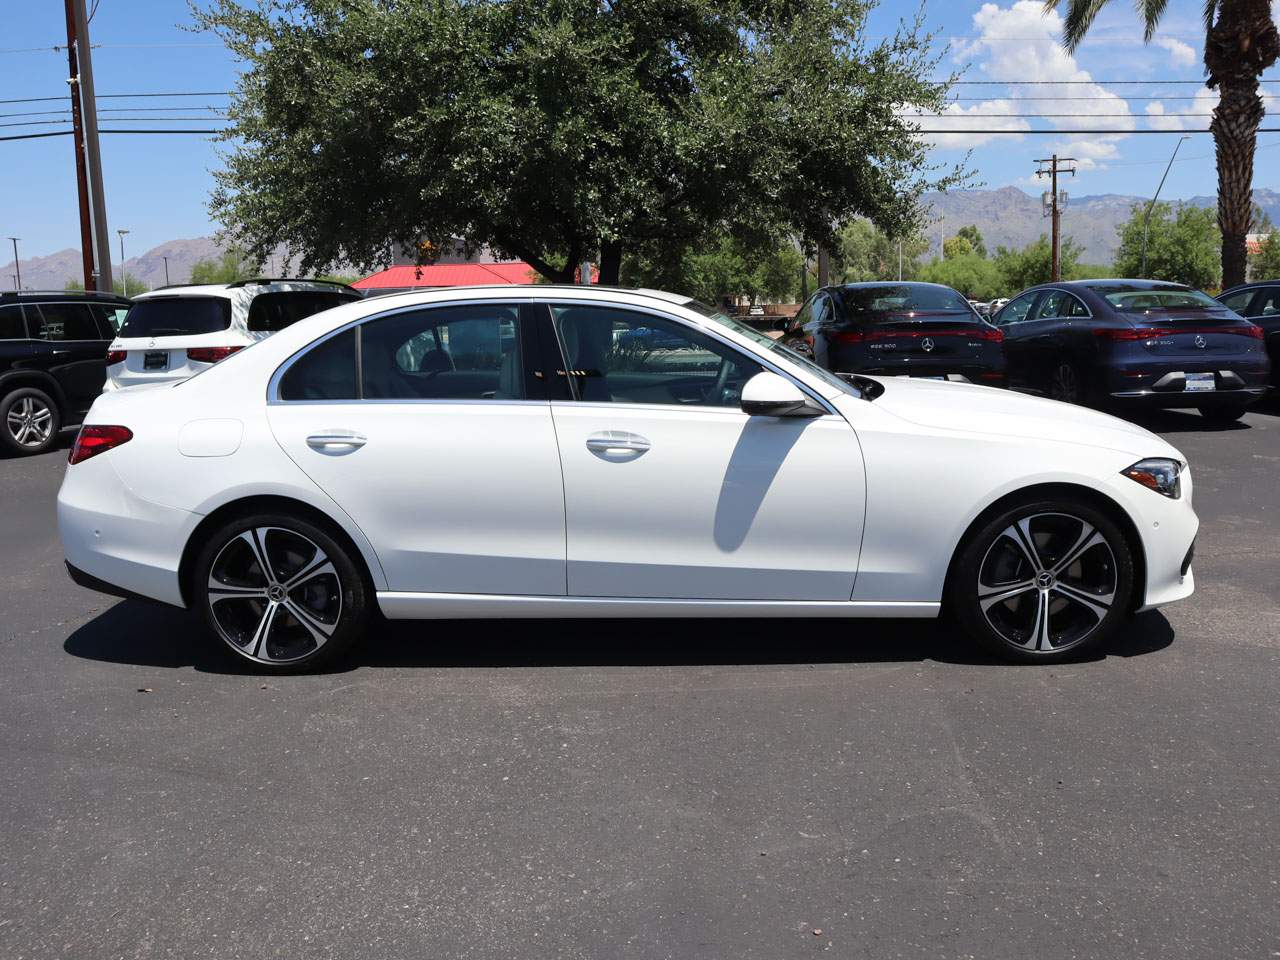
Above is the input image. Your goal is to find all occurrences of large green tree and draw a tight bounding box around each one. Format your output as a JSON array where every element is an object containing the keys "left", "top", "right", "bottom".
[
  {"left": 918, "top": 254, "right": 1003, "bottom": 300},
  {"left": 197, "top": 0, "right": 963, "bottom": 284},
  {"left": 994, "top": 235, "right": 1084, "bottom": 292},
  {"left": 833, "top": 219, "right": 930, "bottom": 283},
  {"left": 621, "top": 236, "right": 804, "bottom": 304},
  {"left": 1045, "top": 0, "right": 1279, "bottom": 290},
  {"left": 189, "top": 246, "right": 262, "bottom": 284},
  {"left": 1114, "top": 202, "right": 1221, "bottom": 290}
]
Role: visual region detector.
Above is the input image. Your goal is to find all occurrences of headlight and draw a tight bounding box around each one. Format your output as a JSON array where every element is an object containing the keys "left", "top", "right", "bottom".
[{"left": 1122, "top": 458, "right": 1182, "bottom": 498}]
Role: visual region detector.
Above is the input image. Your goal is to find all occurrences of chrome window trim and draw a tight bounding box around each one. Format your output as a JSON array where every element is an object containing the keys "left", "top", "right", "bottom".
[
  {"left": 538, "top": 297, "right": 838, "bottom": 416},
  {"left": 268, "top": 297, "right": 526, "bottom": 405}
]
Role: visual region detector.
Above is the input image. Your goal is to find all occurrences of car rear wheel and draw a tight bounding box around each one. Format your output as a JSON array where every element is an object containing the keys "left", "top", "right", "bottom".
[
  {"left": 949, "top": 497, "right": 1136, "bottom": 663},
  {"left": 192, "top": 512, "right": 369, "bottom": 672},
  {"left": 0, "top": 387, "right": 60, "bottom": 456},
  {"left": 1199, "top": 404, "right": 1248, "bottom": 423},
  {"left": 1048, "top": 361, "right": 1083, "bottom": 405}
]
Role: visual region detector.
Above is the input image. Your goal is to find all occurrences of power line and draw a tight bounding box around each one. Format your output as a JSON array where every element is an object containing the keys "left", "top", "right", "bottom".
[
  {"left": 945, "top": 94, "right": 1278, "bottom": 101},
  {"left": 947, "top": 78, "right": 1280, "bottom": 85},
  {"left": 921, "top": 113, "right": 1223, "bottom": 117}
]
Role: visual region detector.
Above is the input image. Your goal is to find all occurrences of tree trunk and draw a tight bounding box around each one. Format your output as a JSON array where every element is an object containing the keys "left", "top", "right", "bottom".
[
  {"left": 1205, "top": 0, "right": 1280, "bottom": 289},
  {"left": 1211, "top": 78, "right": 1262, "bottom": 290},
  {"left": 598, "top": 240, "right": 622, "bottom": 286}
]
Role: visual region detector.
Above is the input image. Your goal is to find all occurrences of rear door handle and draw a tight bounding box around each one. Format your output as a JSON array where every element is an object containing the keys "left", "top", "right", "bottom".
[
  {"left": 306, "top": 431, "right": 367, "bottom": 450},
  {"left": 585, "top": 431, "right": 650, "bottom": 455}
]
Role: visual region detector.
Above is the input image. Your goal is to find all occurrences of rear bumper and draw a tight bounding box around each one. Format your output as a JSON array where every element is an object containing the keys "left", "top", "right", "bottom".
[{"left": 1104, "top": 359, "right": 1270, "bottom": 406}]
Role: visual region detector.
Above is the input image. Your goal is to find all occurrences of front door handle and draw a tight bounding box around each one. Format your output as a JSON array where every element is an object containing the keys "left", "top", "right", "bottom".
[
  {"left": 585, "top": 431, "right": 651, "bottom": 455},
  {"left": 306, "top": 431, "right": 367, "bottom": 451}
]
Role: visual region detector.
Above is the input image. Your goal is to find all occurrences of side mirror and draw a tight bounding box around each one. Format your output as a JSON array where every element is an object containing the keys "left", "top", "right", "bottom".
[
  {"left": 771, "top": 317, "right": 792, "bottom": 332},
  {"left": 740, "top": 372, "right": 824, "bottom": 418}
]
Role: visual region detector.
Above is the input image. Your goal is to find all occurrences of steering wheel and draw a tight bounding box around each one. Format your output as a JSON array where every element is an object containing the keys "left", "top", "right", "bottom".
[{"left": 710, "top": 357, "right": 734, "bottom": 406}]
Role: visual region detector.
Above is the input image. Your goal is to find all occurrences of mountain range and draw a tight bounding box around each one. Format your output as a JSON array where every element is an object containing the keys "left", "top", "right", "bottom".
[{"left": 6, "top": 186, "right": 1280, "bottom": 291}]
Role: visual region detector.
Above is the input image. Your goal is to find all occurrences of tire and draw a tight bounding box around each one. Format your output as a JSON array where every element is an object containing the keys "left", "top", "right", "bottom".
[
  {"left": 0, "top": 387, "right": 61, "bottom": 456},
  {"left": 948, "top": 496, "right": 1136, "bottom": 663},
  {"left": 192, "top": 512, "right": 369, "bottom": 672},
  {"left": 1199, "top": 404, "right": 1248, "bottom": 423},
  {"left": 1048, "top": 361, "right": 1084, "bottom": 406}
]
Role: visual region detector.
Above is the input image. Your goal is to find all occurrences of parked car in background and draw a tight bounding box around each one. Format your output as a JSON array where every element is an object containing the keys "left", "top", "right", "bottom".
[
  {"left": 778, "top": 282, "right": 1006, "bottom": 386},
  {"left": 992, "top": 279, "right": 1269, "bottom": 422},
  {"left": 0, "top": 290, "right": 131, "bottom": 456},
  {"left": 60, "top": 284, "right": 1197, "bottom": 671},
  {"left": 1217, "top": 281, "right": 1280, "bottom": 388},
  {"left": 106, "top": 279, "right": 361, "bottom": 392}
]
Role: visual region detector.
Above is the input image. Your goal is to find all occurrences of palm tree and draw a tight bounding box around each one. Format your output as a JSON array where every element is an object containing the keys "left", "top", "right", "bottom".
[{"left": 1045, "top": 0, "right": 1279, "bottom": 288}]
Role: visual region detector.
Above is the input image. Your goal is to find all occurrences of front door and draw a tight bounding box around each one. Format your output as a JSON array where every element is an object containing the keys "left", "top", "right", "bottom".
[
  {"left": 266, "top": 301, "right": 567, "bottom": 596},
  {"left": 544, "top": 302, "right": 865, "bottom": 601}
]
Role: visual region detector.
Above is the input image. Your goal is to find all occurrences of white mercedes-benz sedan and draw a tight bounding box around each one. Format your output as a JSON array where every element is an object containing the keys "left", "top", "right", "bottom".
[{"left": 57, "top": 285, "right": 1198, "bottom": 671}]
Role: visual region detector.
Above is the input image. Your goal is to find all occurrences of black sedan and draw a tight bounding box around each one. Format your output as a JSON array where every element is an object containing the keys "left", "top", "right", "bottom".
[
  {"left": 992, "top": 279, "right": 1270, "bottom": 422},
  {"left": 778, "top": 282, "right": 1006, "bottom": 386},
  {"left": 1218, "top": 281, "right": 1280, "bottom": 387}
]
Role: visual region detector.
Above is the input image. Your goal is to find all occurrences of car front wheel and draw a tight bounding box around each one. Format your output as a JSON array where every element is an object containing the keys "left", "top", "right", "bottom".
[
  {"left": 1, "top": 387, "right": 60, "bottom": 456},
  {"left": 949, "top": 497, "right": 1136, "bottom": 663},
  {"left": 192, "top": 512, "right": 369, "bottom": 672}
]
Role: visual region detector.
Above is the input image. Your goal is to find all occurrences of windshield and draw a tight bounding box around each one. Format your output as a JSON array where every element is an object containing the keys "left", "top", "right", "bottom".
[
  {"left": 119, "top": 297, "right": 232, "bottom": 338},
  {"left": 1095, "top": 285, "right": 1223, "bottom": 311},
  {"left": 841, "top": 285, "right": 974, "bottom": 316},
  {"left": 683, "top": 300, "right": 863, "bottom": 398}
]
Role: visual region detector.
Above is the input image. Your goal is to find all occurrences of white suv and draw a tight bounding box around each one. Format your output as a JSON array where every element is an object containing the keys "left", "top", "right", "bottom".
[{"left": 105, "top": 279, "right": 361, "bottom": 391}]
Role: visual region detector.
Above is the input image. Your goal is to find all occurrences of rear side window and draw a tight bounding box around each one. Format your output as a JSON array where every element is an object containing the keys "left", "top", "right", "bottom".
[
  {"left": 247, "top": 291, "right": 358, "bottom": 333},
  {"left": 1256, "top": 288, "right": 1280, "bottom": 316},
  {"left": 90, "top": 304, "right": 130, "bottom": 335},
  {"left": 0, "top": 304, "right": 28, "bottom": 339},
  {"left": 278, "top": 329, "right": 358, "bottom": 400},
  {"left": 32, "top": 303, "right": 102, "bottom": 340},
  {"left": 119, "top": 297, "right": 232, "bottom": 338}
]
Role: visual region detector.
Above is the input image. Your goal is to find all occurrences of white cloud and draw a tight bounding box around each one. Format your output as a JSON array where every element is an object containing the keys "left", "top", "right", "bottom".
[
  {"left": 1144, "top": 87, "right": 1216, "bottom": 130},
  {"left": 1153, "top": 36, "right": 1198, "bottom": 67},
  {"left": 925, "top": 1, "right": 1135, "bottom": 157}
]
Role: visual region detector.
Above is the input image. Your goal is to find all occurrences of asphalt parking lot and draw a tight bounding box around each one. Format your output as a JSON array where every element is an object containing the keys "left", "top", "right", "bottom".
[{"left": 2, "top": 404, "right": 1279, "bottom": 960}]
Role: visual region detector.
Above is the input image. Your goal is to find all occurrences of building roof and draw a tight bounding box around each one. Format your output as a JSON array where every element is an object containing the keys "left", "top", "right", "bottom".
[{"left": 352, "top": 262, "right": 537, "bottom": 290}]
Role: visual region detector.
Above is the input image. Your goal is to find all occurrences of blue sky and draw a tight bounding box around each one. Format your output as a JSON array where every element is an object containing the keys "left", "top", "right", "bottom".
[{"left": 2, "top": 0, "right": 1277, "bottom": 258}]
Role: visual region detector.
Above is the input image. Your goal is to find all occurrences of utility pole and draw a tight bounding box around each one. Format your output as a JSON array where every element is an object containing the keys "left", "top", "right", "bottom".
[
  {"left": 898, "top": 239, "right": 903, "bottom": 281},
  {"left": 70, "top": 0, "right": 112, "bottom": 291},
  {"left": 1036, "top": 154, "right": 1076, "bottom": 281},
  {"left": 63, "top": 0, "right": 96, "bottom": 290},
  {"left": 117, "top": 229, "right": 129, "bottom": 296},
  {"left": 8, "top": 238, "right": 20, "bottom": 290},
  {"left": 1141, "top": 135, "right": 1191, "bottom": 278},
  {"left": 162, "top": 255, "right": 170, "bottom": 285}
]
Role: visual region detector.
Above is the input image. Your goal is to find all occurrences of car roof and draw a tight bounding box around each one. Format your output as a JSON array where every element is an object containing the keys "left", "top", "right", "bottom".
[
  {"left": 1058, "top": 278, "right": 1193, "bottom": 291},
  {"left": 132, "top": 279, "right": 361, "bottom": 301},
  {"left": 0, "top": 289, "right": 131, "bottom": 304},
  {"left": 837, "top": 281, "right": 956, "bottom": 290}
]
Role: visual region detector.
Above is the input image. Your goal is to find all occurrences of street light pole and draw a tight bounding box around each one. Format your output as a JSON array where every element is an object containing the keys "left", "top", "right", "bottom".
[
  {"left": 117, "top": 229, "right": 129, "bottom": 296},
  {"left": 1141, "top": 135, "right": 1191, "bottom": 279},
  {"left": 162, "top": 255, "right": 170, "bottom": 285},
  {"left": 7, "top": 238, "right": 20, "bottom": 290}
]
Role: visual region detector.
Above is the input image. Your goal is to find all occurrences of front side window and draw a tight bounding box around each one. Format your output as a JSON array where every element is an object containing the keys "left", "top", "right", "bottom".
[
  {"left": 1218, "top": 289, "right": 1255, "bottom": 314},
  {"left": 247, "top": 291, "right": 359, "bottom": 333},
  {"left": 32, "top": 303, "right": 102, "bottom": 341},
  {"left": 361, "top": 303, "right": 523, "bottom": 400},
  {"left": 996, "top": 292, "right": 1038, "bottom": 326},
  {"left": 551, "top": 304, "right": 761, "bottom": 408},
  {"left": 0, "top": 304, "right": 28, "bottom": 340},
  {"left": 1255, "top": 288, "right": 1280, "bottom": 316}
]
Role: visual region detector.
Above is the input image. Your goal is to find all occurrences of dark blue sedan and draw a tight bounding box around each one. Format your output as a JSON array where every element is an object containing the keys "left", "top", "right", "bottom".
[{"left": 993, "top": 279, "right": 1270, "bottom": 422}]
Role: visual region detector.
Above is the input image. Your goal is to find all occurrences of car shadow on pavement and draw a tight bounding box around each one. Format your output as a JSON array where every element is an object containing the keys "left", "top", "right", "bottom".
[
  {"left": 1124, "top": 408, "right": 1252, "bottom": 433},
  {"left": 62, "top": 600, "right": 1175, "bottom": 675}
]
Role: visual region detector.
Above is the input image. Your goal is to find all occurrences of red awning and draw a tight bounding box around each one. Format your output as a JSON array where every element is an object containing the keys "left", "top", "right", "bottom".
[{"left": 352, "top": 262, "right": 537, "bottom": 289}]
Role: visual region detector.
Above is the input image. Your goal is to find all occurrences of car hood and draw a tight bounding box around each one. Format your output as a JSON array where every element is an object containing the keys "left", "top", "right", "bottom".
[{"left": 856, "top": 377, "right": 1185, "bottom": 462}]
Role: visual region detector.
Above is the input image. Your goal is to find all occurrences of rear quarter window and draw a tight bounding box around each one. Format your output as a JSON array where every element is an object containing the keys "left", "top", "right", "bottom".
[
  {"left": 119, "top": 297, "right": 232, "bottom": 338},
  {"left": 247, "top": 291, "right": 359, "bottom": 333}
]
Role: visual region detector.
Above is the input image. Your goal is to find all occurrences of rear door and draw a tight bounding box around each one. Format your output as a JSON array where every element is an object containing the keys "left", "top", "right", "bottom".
[
  {"left": 28, "top": 302, "right": 111, "bottom": 413},
  {"left": 1024, "top": 289, "right": 1086, "bottom": 381},
  {"left": 266, "top": 300, "right": 568, "bottom": 596}
]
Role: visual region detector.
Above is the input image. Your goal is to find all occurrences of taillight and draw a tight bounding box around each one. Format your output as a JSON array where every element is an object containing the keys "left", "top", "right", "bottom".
[
  {"left": 186, "top": 345, "right": 244, "bottom": 364},
  {"left": 106, "top": 350, "right": 126, "bottom": 365},
  {"left": 1096, "top": 325, "right": 1264, "bottom": 340},
  {"left": 829, "top": 330, "right": 865, "bottom": 344},
  {"left": 68, "top": 425, "right": 133, "bottom": 464},
  {"left": 973, "top": 326, "right": 1003, "bottom": 342}
]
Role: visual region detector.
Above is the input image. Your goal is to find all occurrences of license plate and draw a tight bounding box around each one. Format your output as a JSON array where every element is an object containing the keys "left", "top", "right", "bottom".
[
  {"left": 1184, "top": 372, "right": 1215, "bottom": 392},
  {"left": 143, "top": 351, "right": 168, "bottom": 371}
]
